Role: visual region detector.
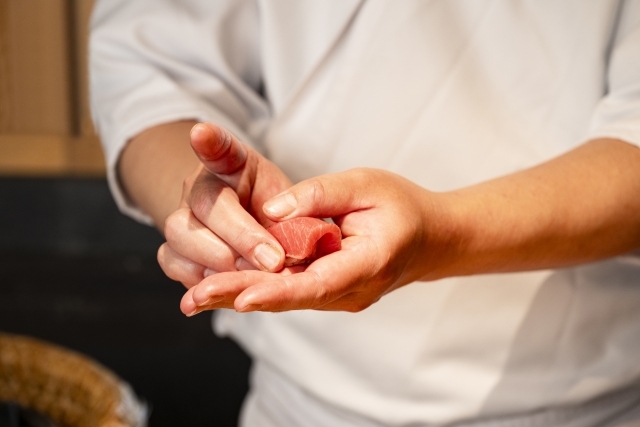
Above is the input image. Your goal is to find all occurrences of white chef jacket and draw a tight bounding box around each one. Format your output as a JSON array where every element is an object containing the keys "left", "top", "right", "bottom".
[{"left": 90, "top": 1, "right": 640, "bottom": 425}]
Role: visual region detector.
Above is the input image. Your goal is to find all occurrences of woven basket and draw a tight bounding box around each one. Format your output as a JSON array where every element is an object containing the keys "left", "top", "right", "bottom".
[{"left": 0, "top": 332, "right": 146, "bottom": 427}]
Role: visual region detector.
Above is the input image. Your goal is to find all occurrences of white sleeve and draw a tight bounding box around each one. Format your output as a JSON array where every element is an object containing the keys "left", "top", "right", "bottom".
[
  {"left": 585, "top": 0, "right": 640, "bottom": 149},
  {"left": 89, "top": 0, "right": 268, "bottom": 224}
]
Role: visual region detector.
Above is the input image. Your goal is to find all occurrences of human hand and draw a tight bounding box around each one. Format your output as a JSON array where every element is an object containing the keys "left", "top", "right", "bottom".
[
  {"left": 180, "top": 168, "right": 457, "bottom": 314},
  {"left": 171, "top": 138, "right": 640, "bottom": 315},
  {"left": 157, "top": 123, "right": 293, "bottom": 288}
]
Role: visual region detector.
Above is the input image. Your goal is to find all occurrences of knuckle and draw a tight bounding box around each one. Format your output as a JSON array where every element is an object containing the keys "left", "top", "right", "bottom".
[
  {"left": 157, "top": 243, "right": 199, "bottom": 285},
  {"left": 206, "top": 254, "right": 234, "bottom": 273},
  {"left": 188, "top": 177, "right": 228, "bottom": 221},
  {"left": 163, "top": 208, "right": 191, "bottom": 242},
  {"left": 157, "top": 245, "right": 167, "bottom": 269},
  {"left": 350, "top": 166, "right": 368, "bottom": 176},
  {"left": 308, "top": 271, "right": 333, "bottom": 308},
  {"left": 307, "top": 179, "right": 327, "bottom": 207},
  {"left": 312, "top": 285, "right": 330, "bottom": 308},
  {"left": 345, "top": 300, "right": 371, "bottom": 313},
  {"left": 351, "top": 167, "right": 370, "bottom": 179},
  {"left": 231, "top": 227, "right": 254, "bottom": 253},
  {"left": 352, "top": 167, "right": 377, "bottom": 187},
  {"left": 158, "top": 255, "right": 179, "bottom": 281},
  {"left": 162, "top": 263, "right": 181, "bottom": 282},
  {"left": 163, "top": 211, "right": 180, "bottom": 241},
  {"left": 189, "top": 185, "right": 215, "bottom": 221}
]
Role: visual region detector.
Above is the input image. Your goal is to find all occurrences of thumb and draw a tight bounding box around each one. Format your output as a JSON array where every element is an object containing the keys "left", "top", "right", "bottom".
[
  {"left": 262, "top": 169, "right": 371, "bottom": 220},
  {"left": 190, "top": 122, "right": 248, "bottom": 175}
]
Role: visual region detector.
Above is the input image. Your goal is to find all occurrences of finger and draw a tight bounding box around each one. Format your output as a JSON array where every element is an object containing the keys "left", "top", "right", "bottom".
[
  {"left": 233, "top": 237, "right": 377, "bottom": 312},
  {"left": 189, "top": 173, "right": 285, "bottom": 272},
  {"left": 181, "top": 285, "right": 235, "bottom": 316},
  {"left": 157, "top": 243, "right": 207, "bottom": 288},
  {"left": 184, "top": 266, "right": 306, "bottom": 313},
  {"left": 192, "top": 270, "right": 280, "bottom": 305},
  {"left": 190, "top": 123, "right": 248, "bottom": 175},
  {"left": 262, "top": 168, "right": 376, "bottom": 221},
  {"left": 185, "top": 302, "right": 230, "bottom": 317},
  {"left": 180, "top": 270, "right": 274, "bottom": 316},
  {"left": 236, "top": 257, "right": 259, "bottom": 271},
  {"left": 164, "top": 208, "right": 240, "bottom": 272}
]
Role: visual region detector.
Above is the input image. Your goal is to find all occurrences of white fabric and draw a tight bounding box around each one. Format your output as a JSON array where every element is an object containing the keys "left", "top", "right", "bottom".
[
  {"left": 241, "top": 361, "right": 640, "bottom": 427},
  {"left": 90, "top": 1, "right": 640, "bottom": 425}
]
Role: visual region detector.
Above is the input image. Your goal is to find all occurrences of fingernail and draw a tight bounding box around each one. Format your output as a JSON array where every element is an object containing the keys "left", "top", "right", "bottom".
[
  {"left": 254, "top": 244, "right": 281, "bottom": 271},
  {"left": 237, "top": 304, "right": 263, "bottom": 313},
  {"left": 197, "top": 296, "right": 224, "bottom": 306},
  {"left": 264, "top": 193, "right": 297, "bottom": 218},
  {"left": 186, "top": 309, "right": 198, "bottom": 317}
]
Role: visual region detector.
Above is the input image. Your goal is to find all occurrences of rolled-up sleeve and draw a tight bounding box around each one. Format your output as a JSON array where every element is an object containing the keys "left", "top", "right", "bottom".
[
  {"left": 90, "top": 0, "right": 268, "bottom": 223},
  {"left": 585, "top": 0, "right": 640, "bottom": 149}
]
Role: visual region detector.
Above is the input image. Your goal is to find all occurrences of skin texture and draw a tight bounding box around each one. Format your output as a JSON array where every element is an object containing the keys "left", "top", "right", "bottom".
[
  {"left": 120, "top": 121, "right": 292, "bottom": 282},
  {"left": 119, "top": 121, "right": 640, "bottom": 315}
]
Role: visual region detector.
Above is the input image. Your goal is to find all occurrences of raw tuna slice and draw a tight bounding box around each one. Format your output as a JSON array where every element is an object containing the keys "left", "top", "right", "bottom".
[{"left": 267, "top": 217, "right": 342, "bottom": 266}]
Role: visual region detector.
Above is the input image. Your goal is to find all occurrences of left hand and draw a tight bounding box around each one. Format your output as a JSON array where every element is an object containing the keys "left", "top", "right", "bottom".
[
  {"left": 180, "top": 168, "right": 454, "bottom": 314},
  {"left": 180, "top": 139, "right": 640, "bottom": 315}
]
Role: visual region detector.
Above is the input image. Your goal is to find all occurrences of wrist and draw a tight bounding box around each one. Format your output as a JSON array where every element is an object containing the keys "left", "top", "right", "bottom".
[
  {"left": 413, "top": 189, "right": 473, "bottom": 281},
  {"left": 119, "top": 121, "right": 199, "bottom": 229}
]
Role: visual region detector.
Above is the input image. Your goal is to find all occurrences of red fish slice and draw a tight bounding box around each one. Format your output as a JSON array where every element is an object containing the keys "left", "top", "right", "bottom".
[{"left": 267, "top": 217, "right": 342, "bottom": 266}]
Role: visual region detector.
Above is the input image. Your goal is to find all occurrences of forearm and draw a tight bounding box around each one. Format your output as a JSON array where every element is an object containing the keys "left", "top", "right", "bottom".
[
  {"left": 427, "top": 138, "right": 640, "bottom": 280},
  {"left": 118, "top": 120, "right": 199, "bottom": 229}
]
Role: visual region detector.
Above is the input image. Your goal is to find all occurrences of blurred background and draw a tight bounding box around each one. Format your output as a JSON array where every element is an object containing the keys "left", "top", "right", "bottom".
[{"left": 0, "top": 1, "right": 250, "bottom": 425}]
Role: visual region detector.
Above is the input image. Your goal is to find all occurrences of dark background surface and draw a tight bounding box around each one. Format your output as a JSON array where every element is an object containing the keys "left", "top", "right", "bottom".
[{"left": 0, "top": 178, "right": 251, "bottom": 427}]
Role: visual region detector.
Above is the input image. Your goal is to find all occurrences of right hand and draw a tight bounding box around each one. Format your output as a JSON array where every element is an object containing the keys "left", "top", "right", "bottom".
[{"left": 157, "top": 122, "right": 292, "bottom": 289}]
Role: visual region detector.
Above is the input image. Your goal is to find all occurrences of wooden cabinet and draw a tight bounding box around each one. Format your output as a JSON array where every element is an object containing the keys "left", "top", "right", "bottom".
[{"left": 0, "top": 0, "right": 104, "bottom": 176}]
